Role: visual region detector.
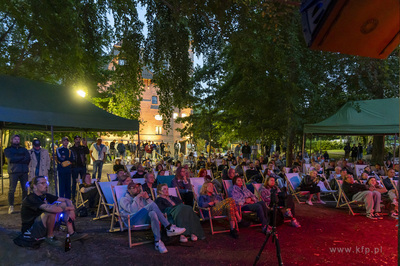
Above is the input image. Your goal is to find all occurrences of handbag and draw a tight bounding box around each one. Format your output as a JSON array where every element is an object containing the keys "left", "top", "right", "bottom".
[{"left": 61, "top": 161, "right": 71, "bottom": 167}]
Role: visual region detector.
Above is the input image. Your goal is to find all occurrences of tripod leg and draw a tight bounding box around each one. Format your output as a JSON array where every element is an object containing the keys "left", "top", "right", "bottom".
[
  {"left": 272, "top": 232, "right": 284, "bottom": 266},
  {"left": 253, "top": 233, "right": 271, "bottom": 266}
]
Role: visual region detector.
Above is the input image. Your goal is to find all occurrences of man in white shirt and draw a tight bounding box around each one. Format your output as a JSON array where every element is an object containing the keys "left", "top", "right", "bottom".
[{"left": 89, "top": 138, "right": 107, "bottom": 181}]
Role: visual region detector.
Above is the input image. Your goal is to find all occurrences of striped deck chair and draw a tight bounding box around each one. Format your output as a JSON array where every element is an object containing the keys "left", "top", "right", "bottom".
[
  {"left": 334, "top": 178, "right": 365, "bottom": 216},
  {"left": 94, "top": 181, "right": 118, "bottom": 221},
  {"left": 284, "top": 173, "right": 310, "bottom": 204}
]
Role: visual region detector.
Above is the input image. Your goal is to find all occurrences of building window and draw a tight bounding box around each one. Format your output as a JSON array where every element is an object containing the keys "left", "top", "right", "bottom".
[
  {"left": 152, "top": 96, "right": 158, "bottom": 104},
  {"left": 173, "top": 113, "right": 178, "bottom": 119},
  {"left": 155, "top": 115, "right": 162, "bottom": 121},
  {"left": 156, "top": 126, "right": 162, "bottom": 135}
]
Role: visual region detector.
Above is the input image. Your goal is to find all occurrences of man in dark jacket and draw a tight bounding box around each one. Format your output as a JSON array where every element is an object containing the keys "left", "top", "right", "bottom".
[
  {"left": 242, "top": 142, "right": 251, "bottom": 160},
  {"left": 69, "top": 136, "right": 89, "bottom": 201},
  {"left": 56, "top": 137, "right": 74, "bottom": 199},
  {"left": 117, "top": 139, "right": 126, "bottom": 160},
  {"left": 4, "top": 134, "right": 30, "bottom": 214}
]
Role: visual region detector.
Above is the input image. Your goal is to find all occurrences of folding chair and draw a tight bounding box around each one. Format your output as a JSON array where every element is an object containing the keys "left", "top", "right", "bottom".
[
  {"left": 156, "top": 175, "right": 175, "bottom": 187},
  {"left": 129, "top": 171, "right": 137, "bottom": 177},
  {"left": 206, "top": 169, "right": 214, "bottom": 179},
  {"left": 190, "top": 178, "right": 205, "bottom": 210},
  {"left": 192, "top": 182, "right": 235, "bottom": 235},
  {"left": 110, "top": 185, "right": 152, "bottom": 247},
  {"left": 354, "top": 164, "right": 368, "bottom": 178},
  {"left": 222, "top": 180, "right": 233, "bottom": 198},
  {"left": 284, "top": 173, "right": 310, "bottom": 204},
  {"left": 75, "top": 178, "right": 97, "bottom": 208},
  {"left": 94, "top": 181, "right": 118, "bottom": 221},
  {"left": 152, "top": 187, "right": 181, "bottom": 200},
  {"left": 107, "top": 173, "right": 117, "bottom": 182},
  {"left": 125, "top": 164, "right": 133, "bottom": 171},
  {"left": 316, "top": 181, "right": 337, "bottom": 203},
  {"left": 283, "top": 167, "right": 291, "bottom": 174},
  {"left": 132, "top": 178, "right": 146, "bottom": 185},
  {"left": 252, "top": 183, "right": 263, "bottom": 201},
  {"left": 334, "top": 178, "right": 364, "bottom": 216},
  {"left": 302, "top": 163, "right": 311, "bottom": 174}
]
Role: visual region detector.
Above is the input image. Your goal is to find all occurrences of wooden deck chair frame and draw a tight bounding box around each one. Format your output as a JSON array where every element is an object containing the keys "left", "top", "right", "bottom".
[
  {"left": 107, "top": 173, "right": 117, "bottom": 182},
  {"left": 110, "top": 185, "right": 152, "bottom": 247},
  {"left": 189, "top": 177, "right": 205, "bottom": 210},
  {"left": 334, "top": 178, "right": 364, "bottom": 216},
  {"left": 75, "top": 178, "right": 97, "bottom": 208},
  {"left": 284, "top": 173, "right": 310, "bottom": 204},
  {"left": 93, "top": 181, "right": 118, "bottom": 220},
  {"left": 252, "top": 183, "right": 263, "bottom": 201},
  {"left": 316, "top": 181, "right": 338, "bottom": 203},
  {"left": 191, "top": 182, "right": 236, "bottom": 235}
]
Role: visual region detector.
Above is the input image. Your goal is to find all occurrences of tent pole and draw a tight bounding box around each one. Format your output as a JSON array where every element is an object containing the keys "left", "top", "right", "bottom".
[
  {"left": 0, "top": 128, "right": 3, "bottom": 195},
  {"left": 51, "top": 126, "right": 58, "bottom": 197}
]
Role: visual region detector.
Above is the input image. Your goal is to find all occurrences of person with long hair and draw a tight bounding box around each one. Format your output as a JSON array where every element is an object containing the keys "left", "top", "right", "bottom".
[
  {"left": 155, "top": 184, "right": 205, "bottom": 243},
  {"left": 366, "top": 176, "right": 398, "bottom": 219},
  {"left": 259, "top": 176, "right": 300, "bottom": 228},
  {"left": 171, "top": 167, "right": 193, "bottom": 206},
  {"left": 199, "top": 182, "right": 241, "bottom": 238}
]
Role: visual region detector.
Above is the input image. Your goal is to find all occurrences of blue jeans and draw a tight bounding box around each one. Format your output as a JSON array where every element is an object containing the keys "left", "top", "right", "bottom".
[
  {"left": 71, "top": 166, "right": 86, "bottom": 200},
  {"left": 129, "top": 202, "right": 170, "bottom": 242},
  {"left": 8, "top": 173, "right": 28, "bottom": 206},
  {"left": 92, "top": 160, "right": 104, "bottom": 181},
  {"left": 58, "top": 167, "right": 72, "bottom": 199},
  {"left": 242, "top": 201, "right": 269, "bottom": 227}
]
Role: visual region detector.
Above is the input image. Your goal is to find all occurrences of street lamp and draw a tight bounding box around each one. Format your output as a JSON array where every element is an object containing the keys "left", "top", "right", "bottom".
[{"left": 77, "top": 90, "right": 86, "bottom": 98}]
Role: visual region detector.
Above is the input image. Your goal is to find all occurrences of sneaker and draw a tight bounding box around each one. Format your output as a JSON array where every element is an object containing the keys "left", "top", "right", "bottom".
[
  {"left": 166, "top": 224, "right": 186, "bottom": 237},
  {"left": 155, "top": 240, "right": 168, "bottom": 254},
  {"left": 291, "top": 218, "right": 301, "bottom": 228},
  {"left": 8, "top": 206, "right": 14, "bottom": 214},
  {"left": 284, "top": 210, "right": 293, "bottom": 218},
  {"left": 316, "top": 200, "right": 326, "bottom": 205},
  {"left": 373, "top": 213, "right": 383, "bottom": 220},
  {"left": 366, "top": 213, "right": 377, "bottom": 220},
  {"left": 70, "top": 232, "right": 89, "bottom": 242},
  {"left": 390, "top": 212, "right": 398, "bottom": 219},
  {"left": 190, "top": 234, "right": 198, "bottom": 242},
  {"left": 306, "top": 200, "right": 313, "bottom": 206},
  {"left": 179, "top": 235, "right": 188, "bottom": 243},
  {"left": 230, "top": 229, "right": 239, "bottom": 239},
  {"left": 45, "top": 236, "right": 63, "bottom": 247}
]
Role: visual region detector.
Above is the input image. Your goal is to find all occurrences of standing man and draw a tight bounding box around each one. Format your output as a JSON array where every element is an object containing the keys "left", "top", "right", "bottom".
[
  {"left": 357, "top": 143, "right": 363, "bottom": 160},
  {"left": 117, "top": 139, "right": 126, "bottom": 160},
  {"left": 251, "top": 143, "right": 258, "bottom": 161},
  {"left": 69, "top": 135, "right": 89, "bottom": 201},
  {"left": 28, "top": 139, "right": 50, "bottom": 182},
  {"left": 90, "top": 138, "right": 107, "bottom": 181},
  {"left": 234, "top": 144, "right": 241, "bottom": 158},
  {"left": 160, "top": 140, "right": 165, "bottom": 156},
  {"left": 109, "top": 140, "right": 116, "bottom": 160},
  {"left": 130, "top": 140, "right": 137, "bottom": 160},
  {"left": 56, "top": 137, "right": 74, "bottom": 199},
  {"left": 174, "top": 140, "right": 180, "bottom": 160},
  {"left": 344, "top": 143, "right": 351, "bottom": 159},
  {"left": 242, "top": 142, "right": 251, "bottom": 160},
  {"left": 4, "top": 134, "right": 30, "bottom": 214}
]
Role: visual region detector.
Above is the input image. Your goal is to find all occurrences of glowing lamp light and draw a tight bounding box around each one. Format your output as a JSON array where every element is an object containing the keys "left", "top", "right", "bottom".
[
  {"left": 77, "top": 90, "right": 86, "bottom": 98},
  {"left": 181, "top": 113, "right": 187, "bottom": 118}
]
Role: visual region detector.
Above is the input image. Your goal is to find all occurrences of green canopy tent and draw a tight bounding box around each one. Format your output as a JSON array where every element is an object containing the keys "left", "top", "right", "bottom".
[
  {"left": 302, "top": 98, "right": 400, "bottom": 160},
  {"left": 0, "top": 75, "right": 139, "bottom": 195}
]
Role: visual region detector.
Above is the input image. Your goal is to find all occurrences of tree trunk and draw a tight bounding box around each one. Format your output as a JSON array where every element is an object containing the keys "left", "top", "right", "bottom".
[{"left": 371, "top": 135, "right": 385, "bottom": 164}]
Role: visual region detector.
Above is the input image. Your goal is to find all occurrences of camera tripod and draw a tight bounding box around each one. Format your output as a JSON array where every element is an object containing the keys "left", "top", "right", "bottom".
[{"left": 253, "top": 191, "right": 283, "bottom": 266}]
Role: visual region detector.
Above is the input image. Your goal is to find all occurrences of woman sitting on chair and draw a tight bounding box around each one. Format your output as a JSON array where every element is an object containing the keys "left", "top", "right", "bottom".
[
  {"left": 79, "top": 173, "right": 100, "bottom": 209},
  {"left": 142, "top": 172, "right": 157, "bottom": 199},
  {"left": 171, "top": 167, "right": 193, "bottom": 206},
  {"left": 300, "top": 170, "right": 326, "bottom": 206},
  {"left": 155, "top": 184, "right": 205, "bottom": 243},
  {"left": 199, "top": 182, "right": 241, "bottom": 238},
  {"left": 231, "top": 176, "right": 270, "bottom": 234},
  {"left": 113, "top": 159, "right": 126, "bottom": 173},
  {"left": 259, "top": 177, "right": 301, "bottom": 228},
  {"left": 366, "top": 177, "right": 398, "bottom": 218}
]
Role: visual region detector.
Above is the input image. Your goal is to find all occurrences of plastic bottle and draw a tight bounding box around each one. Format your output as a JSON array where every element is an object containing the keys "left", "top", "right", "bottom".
[{"left": 65, "top": 234, "right": 71, "bottom": 252}]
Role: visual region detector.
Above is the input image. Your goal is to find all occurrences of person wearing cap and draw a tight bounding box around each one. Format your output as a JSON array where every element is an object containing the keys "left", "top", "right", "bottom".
[
  {"left": 119, "top": 181, "right": 186, "bottom": 253},
  {"left": 89, "top": 138, "right": 107, "bottom": 181},
  {"left": 4, "top": 134, "right": 31, "bottom": 214},
  {"left": 56, "top": 137, "right": 75, "bottom": 199},
  {"left": 69, "top": 136, "right": 89, "bottom": 201},
  {"left": 28, "top": 139, "right": 51, "bottom": 182}
]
